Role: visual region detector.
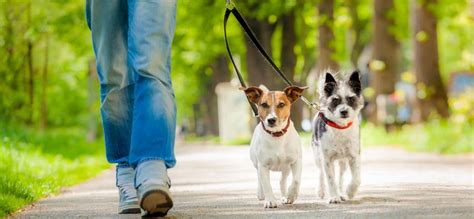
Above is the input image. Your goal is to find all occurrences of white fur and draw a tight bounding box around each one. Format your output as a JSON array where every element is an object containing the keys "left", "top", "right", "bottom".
[
  {"left": 312, "top": 70, "right": 363, "bottom": 204},
  {"left": 250, "top": 121, "right": 302, "bottom": 208}
]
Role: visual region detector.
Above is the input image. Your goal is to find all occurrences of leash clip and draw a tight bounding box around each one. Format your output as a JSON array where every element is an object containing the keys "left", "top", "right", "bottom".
[
  {"left": 300, "top": 96, "right": 319, "bottom": 111},
  {"left": 226, "top": 0, "right": 235, "bottom": 10}
]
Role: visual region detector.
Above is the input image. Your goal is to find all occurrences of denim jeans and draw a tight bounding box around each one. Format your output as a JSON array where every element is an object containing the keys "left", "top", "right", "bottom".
[{"left": 86, "top": 0, "right": 177, "bottom": 168}]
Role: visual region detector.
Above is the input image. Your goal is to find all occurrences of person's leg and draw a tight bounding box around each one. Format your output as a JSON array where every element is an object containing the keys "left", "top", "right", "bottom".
[
  {"left": 128, "top": 0, "right": 177, "bottom": 169},
  {"left": 127, "top": 0, "right": 177, "bottom": 216},
  {"left": 86, "top": 0, "right": 139, "bottom": 214}
]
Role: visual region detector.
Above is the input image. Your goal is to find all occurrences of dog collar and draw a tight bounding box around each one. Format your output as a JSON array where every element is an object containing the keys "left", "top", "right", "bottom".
[
  {"left": 261, "top": 117, "right": 291, "bottom": 137},
  {"left": 319, "top": 113, "right": 353, "bottom": 130}
]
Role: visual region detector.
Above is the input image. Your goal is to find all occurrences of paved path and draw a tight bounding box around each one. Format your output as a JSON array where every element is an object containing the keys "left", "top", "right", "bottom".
[{"left": 15, "top": 145, "right": 474, "bottom": 218}]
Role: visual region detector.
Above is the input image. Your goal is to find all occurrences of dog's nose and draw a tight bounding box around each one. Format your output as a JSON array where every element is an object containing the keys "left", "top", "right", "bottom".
[
  {"left": 340, "top": 110, "right": 348, "bottom": 117},
  {"left": 267, "top": 118, "right": 276, "bottom": 125}
]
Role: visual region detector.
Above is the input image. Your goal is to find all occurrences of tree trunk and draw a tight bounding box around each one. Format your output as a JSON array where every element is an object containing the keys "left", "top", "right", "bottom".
[
  {"left": 316, "top": 0, "right": 339, "bottom": 72},
  {"left": 371, "top": 0, "right": 400, "bottom": 123},
  {"left": 245, "top": 16, "right": 278, "bottom": 89},
  {"left": 280, "top": 9, "right": 303, "bottom": 131},
  {"left": 411, "top": 0, "right": 449, "bottom": 120},
  {"left": 207, "top": 55, "right": 231, "bottom": 136},
  {"left": 27, "top": 2, "right": 34, "bottom": 124},
  {"left": 40, "top": 36, "right": 49, "bottom": 131},
  {"left": 348, "top": 0, "right": 368, "bottom": 68}
]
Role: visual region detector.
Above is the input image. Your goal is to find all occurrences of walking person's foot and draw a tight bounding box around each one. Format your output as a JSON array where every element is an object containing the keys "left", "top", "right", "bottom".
[
  {"left": 116, "top": 166, "right": 141, "bottom": 214},
  {"left": 136, "top": 160, "right": 173, "bottom": 217}
]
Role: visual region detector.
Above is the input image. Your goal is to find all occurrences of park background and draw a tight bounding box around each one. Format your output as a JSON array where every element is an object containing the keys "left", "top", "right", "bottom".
[{"left": 0, "top": 0, "right": 472, "bottom": 217}]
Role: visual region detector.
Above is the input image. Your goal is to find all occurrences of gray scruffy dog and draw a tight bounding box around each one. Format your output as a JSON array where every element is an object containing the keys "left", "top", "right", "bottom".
[{"left": 311, "top": 70, "right": 364, "bottom": 204}]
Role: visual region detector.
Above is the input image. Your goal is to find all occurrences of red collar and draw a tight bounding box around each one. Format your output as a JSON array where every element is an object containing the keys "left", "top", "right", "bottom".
[
  {"left": 319, "top": 113, "right": 353, "bottom": 129},
  {"left": 261, "top": 117, "right": 291, "bottom": 137}
]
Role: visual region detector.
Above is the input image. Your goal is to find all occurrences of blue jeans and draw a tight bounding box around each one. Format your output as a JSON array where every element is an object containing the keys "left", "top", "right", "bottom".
[{"left": 86, "top": 0, "right": 177, "bottom": 168}]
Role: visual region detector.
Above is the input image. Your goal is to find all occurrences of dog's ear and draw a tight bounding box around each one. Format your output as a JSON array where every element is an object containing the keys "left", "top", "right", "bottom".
[
  {"left": 348, "top": 70, "right": 362, "bottom": 96},
  {"left": 324, "top": 72, "right": 337, "bottom": 97},
  {"left": 284, "top": 86, "right": 308, "bottom": 103},
  {"left": 241, "top": 87, "right": 263, "bottom": 104}
]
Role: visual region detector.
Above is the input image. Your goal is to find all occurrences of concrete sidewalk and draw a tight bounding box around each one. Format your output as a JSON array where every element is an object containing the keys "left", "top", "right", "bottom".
[{"left": 15, "top": 145, "right": 474, "bottom": 218}]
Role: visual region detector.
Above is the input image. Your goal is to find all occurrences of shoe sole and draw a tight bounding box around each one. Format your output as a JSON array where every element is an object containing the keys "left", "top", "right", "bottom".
[{"left": 140, "top": 189, "right": 173, "bottom": 217}]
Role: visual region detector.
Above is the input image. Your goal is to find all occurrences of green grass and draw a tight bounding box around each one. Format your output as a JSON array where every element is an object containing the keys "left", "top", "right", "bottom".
[
  {"left": 0, "top": 126, "right": 110, "bottom": 217},
  {"left": 361, "top": 120, "right": 473, "bottom": 154}
]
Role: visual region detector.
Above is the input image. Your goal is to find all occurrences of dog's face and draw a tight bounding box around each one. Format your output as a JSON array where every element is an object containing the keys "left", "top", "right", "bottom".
[
  {"left": 243, "top": 86, "right": 308, "bottom": 131},
  {"left": 319, "top": 71, "right": 364, "bottom": 125}
]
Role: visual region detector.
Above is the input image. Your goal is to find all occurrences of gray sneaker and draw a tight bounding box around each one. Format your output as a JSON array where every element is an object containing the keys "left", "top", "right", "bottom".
[
  {"left": 116, "top": 166, "right": 140, "bottom": 214},
  {"left": 135, "top": 160, "right": 173, "bottom": 217}
]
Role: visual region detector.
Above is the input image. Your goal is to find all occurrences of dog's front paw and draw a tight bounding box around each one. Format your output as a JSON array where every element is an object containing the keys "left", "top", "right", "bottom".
[
  {"left": 283, "top": 191, "right": 298, "bottom": 204},
  {"left": 263, "top": 199, "right": 278, "bottom": 208},
  {"left": 281, "top": 197, "right": 294, "bottom": 204},
  {"left": 346, "top": 183, "right": 359, "bottom": 199},
  {"left": 328, "top": 196, "right": 346, "bottom": 204}
]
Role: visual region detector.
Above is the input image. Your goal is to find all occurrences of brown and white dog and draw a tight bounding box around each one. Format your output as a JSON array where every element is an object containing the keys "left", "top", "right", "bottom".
[{"left": 242, "top": 86, "right": 308, "bottom": 208}]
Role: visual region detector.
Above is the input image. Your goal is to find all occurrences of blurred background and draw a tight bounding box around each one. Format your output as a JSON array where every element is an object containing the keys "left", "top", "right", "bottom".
[{"left": 0, "top": 0, "right": 473, "bottom": 217}]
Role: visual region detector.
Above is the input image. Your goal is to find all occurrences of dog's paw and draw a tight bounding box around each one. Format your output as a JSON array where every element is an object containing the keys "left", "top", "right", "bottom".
[
  {"left": 283, "top": 191, "right": 298, "bottom": 204},
  {"left": 281, "top": 197, "right": 294, "bottom": 204},
  {"left": 346, "top": 183, "right": 359, "bottom": 199},
  {"left": 257, "top": 194, "right": 265, "bottom": 201},
  {"left": 263, "top": 199, "right": 278, "bottom": 208},
  {"left": 328, "top": 196, "right": 345, "bottom": 204},
  {"left": 347, "top": 191, "right": 355, "bottom": 199}
]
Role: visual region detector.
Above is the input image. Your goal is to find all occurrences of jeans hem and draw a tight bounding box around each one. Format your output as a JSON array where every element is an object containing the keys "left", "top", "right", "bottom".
[{"left": 136, "top": 157, "right": 175, "bottom": 168}]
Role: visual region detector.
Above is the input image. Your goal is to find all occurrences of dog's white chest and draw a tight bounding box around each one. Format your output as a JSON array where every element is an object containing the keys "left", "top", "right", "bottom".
[
  {"left": 261, "top": 149, "right": 296, "bottom": 171},
  {"left": 250, "top": 124, "right": 301, "bottom": 172},
  {"left": 321, "top": 126, "right": 360, "bottom": 158}
]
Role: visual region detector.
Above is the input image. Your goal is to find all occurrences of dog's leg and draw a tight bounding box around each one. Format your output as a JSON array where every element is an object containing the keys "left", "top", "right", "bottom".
[
  {"left": 323, "top": 158, "right": 344, "bottom": 204},
  {"left": 313, "top": 148, "right": 326, "bottom": 199},
  {"left": 280, "top": 169, "right": 290, "bottom": 202},
  {"left": 285, "top": 159, "right": 302, "bottom": 204},
  {"left": 347, "top": 156, "right": 361, "bottom": 199},
  {"left": 257, "top": 174, "right": 264, "bottom": 200},
  {"left": 258, "top": 164, "right": 277, "bottom": 208},
  {"left": 338, "top": 159, "right": 347, "bottom": 196},
  {"left": 318, "top": 164, "right": 326, "bottom": 199}
]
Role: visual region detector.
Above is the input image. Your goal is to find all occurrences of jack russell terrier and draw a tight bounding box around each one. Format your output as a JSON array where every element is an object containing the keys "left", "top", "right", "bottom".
[
  {"left": 312, "top": 70, "right": 364, "bottom": 204},
  {"left": 242, "top": 85, "right": 308, "bottom": 208}
]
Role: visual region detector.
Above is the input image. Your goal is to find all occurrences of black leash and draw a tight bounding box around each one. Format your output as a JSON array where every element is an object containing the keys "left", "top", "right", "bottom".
[{"left": 223, "top": 0, "right": 318, "bottom": 117}]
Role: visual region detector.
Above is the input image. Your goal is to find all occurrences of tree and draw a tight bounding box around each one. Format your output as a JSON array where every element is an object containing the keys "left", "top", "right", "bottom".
[
  {"left": 39, "top": 35, "right": 49, "bottom": 131},
  {"left": 244, "top": 12, "right": 279, "bottom": 89},
  {"left": 370, "top": 0, "right": 400, "bottom": 122},
  {"left": 316, "top": 0, "right": 339, "bottom": 72},
  {"left": 280, "top": 8, "right": 304, "bottom": 131},
  {"left": 347, "top": 0, "right": 370, "bottom": 68},
  {"left": 411, "top": 0, "right": 449, "bottom": 120},
  {"left": 204, "top": 55, "right": 231, "bottom": 136}
]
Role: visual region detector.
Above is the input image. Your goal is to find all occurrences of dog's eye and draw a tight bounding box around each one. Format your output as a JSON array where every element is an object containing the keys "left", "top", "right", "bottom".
[
  {"left": 261, "top": 103, "right": 270, "bottom": 108},
  {"left": 346, "top": 96, "right": 356, "bottom": 103},
  {"left": 277, "top": 103, "right": 285, "bottom": 108},
  {"left": 330, "top": 98, "right": 341, "bottom": 108}
]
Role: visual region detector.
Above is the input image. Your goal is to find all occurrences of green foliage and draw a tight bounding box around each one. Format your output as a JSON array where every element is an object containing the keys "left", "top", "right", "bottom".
[
  {"left": 0, "top": 125, "right": 109, "bottom": 217},
  {"left": 437, "top": 0, "right": 474, "bottom": 76},
  {"left": 0, "top": 0, "right": 93, "bottom": 127},
  {"left": 1, "top": 0, "right": 471, "bottom": 130}
]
